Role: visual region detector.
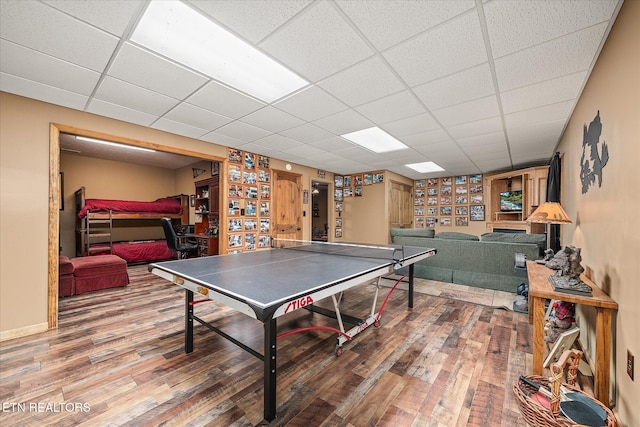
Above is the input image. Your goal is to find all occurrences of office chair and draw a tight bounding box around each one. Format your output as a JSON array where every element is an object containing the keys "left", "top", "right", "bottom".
[{"left": 161, "top": 218, "right": 198, "bottom": 259}]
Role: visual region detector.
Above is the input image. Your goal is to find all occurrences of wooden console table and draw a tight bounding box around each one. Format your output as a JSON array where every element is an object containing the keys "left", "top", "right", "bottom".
[{"left": 526, "top": 260, "right": 618, "bottom": 406}]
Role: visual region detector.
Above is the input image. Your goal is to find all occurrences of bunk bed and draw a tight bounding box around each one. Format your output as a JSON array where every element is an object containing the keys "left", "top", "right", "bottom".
[{"left": 74, "top": 187, "right": 189, "bottom": 263}]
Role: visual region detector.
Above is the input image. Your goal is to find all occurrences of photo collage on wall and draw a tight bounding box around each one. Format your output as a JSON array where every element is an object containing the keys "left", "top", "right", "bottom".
[
  {"left": 227, "top": 148, "right": 271, "bottom": 253},
  {"left": 414, "top": 174, "right": 483, "bottom": 228},
  {"left": 333, "top": 172, "right": 382, "bottom": 238}
]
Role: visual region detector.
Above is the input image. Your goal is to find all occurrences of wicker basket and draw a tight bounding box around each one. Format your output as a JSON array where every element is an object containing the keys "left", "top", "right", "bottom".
[
  {"left": 514, "top": 349, "right": 616, "bottom": 427},
  {"left": 513, "top": 375, "right": 616, "bottom": 427}
]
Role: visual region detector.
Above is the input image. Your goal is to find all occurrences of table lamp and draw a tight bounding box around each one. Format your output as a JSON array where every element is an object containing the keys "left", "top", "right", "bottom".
[{"left": 527, "top": 201, "right": 572, "bottom": 252}]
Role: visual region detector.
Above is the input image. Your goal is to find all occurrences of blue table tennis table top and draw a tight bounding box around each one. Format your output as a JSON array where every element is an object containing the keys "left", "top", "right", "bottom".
[{"left": 149, "top": 244, "right": 434, "bottom": 313}]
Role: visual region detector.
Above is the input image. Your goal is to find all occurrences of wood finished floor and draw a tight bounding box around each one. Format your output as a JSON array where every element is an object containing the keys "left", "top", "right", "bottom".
[{"left": 0, "top": 265, "right": 534, "bottom": 426}]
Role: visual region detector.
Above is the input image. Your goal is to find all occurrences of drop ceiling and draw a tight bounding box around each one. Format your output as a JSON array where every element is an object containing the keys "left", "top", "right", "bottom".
[{"left": 0, "top": 0, "right": 622, "bottom": 178}]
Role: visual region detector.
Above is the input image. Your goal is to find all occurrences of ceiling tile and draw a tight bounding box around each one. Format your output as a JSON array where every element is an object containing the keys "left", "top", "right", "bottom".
[
  {"left": 163, "top": 103, "right": 233, "bottom": 131},
  {"left": 308, "top": 136, "right": 355, "bottom": 153},
  {"left": 86, "top": 98, "right": 157, "bottom": 126},
  {"left": 312, "top": 109, "right": 373, "bottom": 135},
  {"left": 446, "top": 116, "right": 504, "bottom": 140},
  {"left": 318, "top": 56, "right": 405, "bottom": 107},
  {"left": 252, "top": 134, "right": 304, "bottom": 151},
  {"left": 188, "top": 0, "right": 312, "bottom": 44},
  {"left": 412, "top": 63, "right": 495, "bottom": 111},
  {"left": 500, "top": 71, "right": 587, "bottom": 114},
  {"left": 200, "top": 131, "right": 246, "bottom": 147},
  {"left": 240, "top": 106, "right": 305, "bottom": 133},
  {"left": 279, "top": 123, "right": 334, "bottom": 143},
  {"left": 383, "top": 11, "right": 487, "bottom": 87},
  {"left": 336, "top": 0, "right": 475, "bottom": 51},
  {"left": 0, "top": 0, "right": 119, "bottom": 72},
  {"left": 260, "top": 1, "right": 374, "bottom": 81},
  {"left": 109, "top": 43, "right": 209, "bottom": 100},
  {"left": 275, "top": 85, "right": 348, "bottom": 122},
  {"left": 0, "top": 71, "right": 89, "bottom": 110},
  {"left": 152, "top": 118, "right": 208, "bottom": 139},
  {"left": 1, "top": 39, "right": 100, "bottom": 95},
  {"left": 42, "top": 0, "right": 145, "bottom": 37},
  {"left": 505, "top": 100, "right": 574, "bottom": 129},
  {"left": 485, "top": 0, "right": 619, "bottom": 58},
  {"left": 432, "top": 95, "right": 499, "bottom": 127},
  {"left": 215, "top": 120, "right": 272, "bottom": 142},
  {"left": 186, "top": 81, "right": 265, "bottom": 119},
  {"left": 495, "top": 23, "right": 609, "bottom": 92},
  {"left": 93, "top": 76, "right": 178, "bottom": 116},
  {"left": 381, "top": 113, "right": 440, "bottom": 138},
  {"left": 355, "top": 90, "right": 425, "bottom": 124}
]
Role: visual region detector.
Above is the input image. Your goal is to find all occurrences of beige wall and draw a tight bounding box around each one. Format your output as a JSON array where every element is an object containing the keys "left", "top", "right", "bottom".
[{"left": 555, "top": 1, "right": 639, "bottom": 425}]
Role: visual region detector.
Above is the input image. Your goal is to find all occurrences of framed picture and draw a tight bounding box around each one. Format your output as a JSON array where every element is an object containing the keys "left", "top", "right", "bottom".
[
  {"left": 470, "top": 194, "right": 483, "bottom": 204},
  {"left": 354, "top": 185, "right": 363, "bottom": 196},
  {"left": 427, "top": 207, "right": 437, "bottom": 215},
  {"left": 343, "top": 176, "right": 352, "bottom": 187},
  {"left": 440, "top": 217, "right": 452, "bottom": 226},
  {"left": 229, "top": 165, "right": 241, "bottom": 182},
  {"left": 363, "top": 173, "right": 373, "bottom": 185},
  {"left": 335, "top": 228, "right": 342, "bottom": 238},
  {"left": 244, "top": 152, "right": 256, "bottom": 169},
  {"left": 243, "top": 171, "right": 257, "bottom": 184},
  {"left": 245, "top": 200, "right": 257, "bottom": 216},
  {"left": 455, "top": 185, "right": 468, "bottom": 194},
  {"left": 260, "top": 201, "right": 270, "bottom": 216},
  {"left": 261, "top": 184, "right": 270, "bottom": 199},
  {"left": 427, "top": 188, "right": 438, "bottom": 196},
  {"left": 426, "top": 217, "right": 436, "bottom": 228},
  {"left": 427, "top": 178, "right": 439, "bottom": 187},
  {"left": 415, "top": 197, "right": 425, "bottom": 206},
  {"left": 258, "top": 155, "right": 269, "bottom": 168},
  {"left": 354, "top": 174, "right": 363, "bottom": 185},
  {"left": 336, "top": 217, "right": 342, "bottom": 227},
  {"left": 211, "top": 162, "right": 220, "bottom": 176},
  {"left": 456, "top": 216, "right": 469, "bottom": 226},
  {"left": 228, "top": 199, "right": 242, "bottom": 216},
  {"left": 228, "top": 184, "right": 242, "bottom": 198},
  {"left": 229, "top": 149, "right": 242, "bottom": 163},
  {"left": 441, "top": 177, "right": 452, "bottom": 186},
  {"left": 427, "top": 197, "right": 438, "bottom": 205},
  {"left": 470, "top": 205, "right": 485, "bottom": 221},
  {"left": 455, "top": 195, "right": 467, "bottom": 204},
  {"left": 245, "top": 233, "right": 256, "bottom": 250},
  {"left": 244, "top": 219, "right": 257, "bottom": 231},
  {"left": 228, "top": 219, "right": 243, "bottom": 231},
  {"left": 440, "top": 206, "right": 451, "bottom": 215},
  {"left": 258, "top": 169, "right": 270, "bottom": 182},
  {"left": 470, "top": 184, "right": 483, "bottom": 194},
  {"left": 334, "top": 175, "right": 343, "bottom": 188},
  {"left": 373, "top": 172, "right": 384, "bottom": 183},
  {"left": 189, "top": 194, "right": 195, "bottom": 207},
  {"left": 455, "top": 206, "right": 468, "bottom": 215},
  {"left": 415, "top": 179, "right": 425, "bottom": 188},
  {"left": 245, "top": 186, "right": 258, "bottom": 199},
  {"left": 415, "top": 217, "right": 425, "bottom": 228},
  {"left": 469, "top": 174, "right": 482, "bottom": 184},
  {"left": 441, "top": 196, "right": 451, "bottom": 205},
  {"left": 455, "top": 175, "right": 467, "bottom": 185},
  {"left": 343, "top": 187, "right": 353, "bottom": 197},
  {"left": 441, "top": 186, "right": 451, "bottom": 195},
  {"left": 228, "top": 234, "right": 242, "bottom": 248},
  {"left": 415, "top": 207, "right": 425, "bottom": 216},
  {"left": 258, "top": 235, "right": 270, "bottom": 248},
  {"left": 336, "top": 202, "right": 342, "bottom": 212},
  {"left": 260, "top": 218, "right": 270, "bottom": 233},
  {"left": 334, "top": 189, "right": 343, "bottom": 201}
]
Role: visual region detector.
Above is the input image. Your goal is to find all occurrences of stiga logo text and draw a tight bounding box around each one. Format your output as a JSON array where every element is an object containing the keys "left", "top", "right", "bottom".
[{"left": 284, "top": 296, "right": 313, "bottom": 313}]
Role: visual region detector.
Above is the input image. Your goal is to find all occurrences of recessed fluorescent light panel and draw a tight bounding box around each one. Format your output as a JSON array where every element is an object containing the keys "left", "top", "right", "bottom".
[
  {"left": 131, "top": 0, "right": 308, "bottom": 103},
  {"left": 341, "top": 127, "right": 409, "bottom": 153},
  {"left": 76, "top": 136, "right": 156, "bottom": 153},
  {"left": 405, "top": 161, "right": 445, "bottom": 173}
]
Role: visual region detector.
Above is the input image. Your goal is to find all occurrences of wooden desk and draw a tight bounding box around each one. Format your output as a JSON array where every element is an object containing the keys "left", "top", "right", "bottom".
[{"left": 526, "top": 260, "right": 618, "bottom": 405}]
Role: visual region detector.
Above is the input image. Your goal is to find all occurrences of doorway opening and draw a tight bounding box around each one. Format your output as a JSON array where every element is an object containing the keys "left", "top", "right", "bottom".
[{"left": 311, "top": 181, "right": 329, "bottom": 241}]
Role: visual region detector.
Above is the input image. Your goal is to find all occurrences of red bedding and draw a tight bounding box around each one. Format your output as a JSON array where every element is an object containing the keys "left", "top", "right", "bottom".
[
  {"left": 90, "top": 240, "right": 174, "bottom": 263},
  {"left": 78, "top": 197, "right": 182, "bottom": 218}
]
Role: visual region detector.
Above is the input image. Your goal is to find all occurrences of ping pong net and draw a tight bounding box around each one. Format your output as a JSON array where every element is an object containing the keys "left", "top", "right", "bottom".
[{"left": 271, "top": 238, "right": 404, "bottom": 263}]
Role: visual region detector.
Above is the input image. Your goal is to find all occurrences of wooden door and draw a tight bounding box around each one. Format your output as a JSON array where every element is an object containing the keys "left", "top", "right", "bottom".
[
  {"left": 272, "top": 170, "right": 303, "bottom": 243},
  {"left": 389, "top": 181, "right": 413, "bottom": 233}
]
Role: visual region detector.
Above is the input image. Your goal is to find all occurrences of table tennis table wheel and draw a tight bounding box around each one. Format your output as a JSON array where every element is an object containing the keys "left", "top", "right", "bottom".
[
  {"left": 335, "top": 346, "right": 343, "bottom": 357},
  {"left": 374, "top": 320, "right": 380, "bottom": 328}
]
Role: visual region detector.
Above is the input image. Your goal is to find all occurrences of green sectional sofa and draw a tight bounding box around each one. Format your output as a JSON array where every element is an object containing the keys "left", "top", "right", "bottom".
[{"left": 391, "top": 229, "right": 546, "bottom": 293}]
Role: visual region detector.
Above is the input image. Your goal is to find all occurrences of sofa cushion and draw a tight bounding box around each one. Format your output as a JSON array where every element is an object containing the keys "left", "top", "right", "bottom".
[
  {"left": 480, "top": 232, "right": 546, "bottom": 255},
  {"left": 59, "top": 255, "right": 74, "bottom": 276},
  {"left": 435, "top": 232, "right": 479, "bottom": 241},
  {"left": 390, "top": 228, "right": 435, "bottom": 238}
]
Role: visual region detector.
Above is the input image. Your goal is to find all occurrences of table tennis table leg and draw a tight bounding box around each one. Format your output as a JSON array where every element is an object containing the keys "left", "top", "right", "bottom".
[
  {"left": 264, "top": 317, "right": 277, "bottom": 422},
  {"left": 185, "top": 289, "right": 194, "bottom": 353},
  {"left": 408, "top": 264, "right": 415, "bottom": 309}
]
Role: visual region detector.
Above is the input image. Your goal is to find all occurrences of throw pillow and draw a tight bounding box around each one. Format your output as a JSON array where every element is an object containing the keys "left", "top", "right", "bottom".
[
  {"left": 435, "top": 232, "right": 479, "bottom": 241},
  {"left": 390, "top": 228, "right": 435, "bottom": 238}
]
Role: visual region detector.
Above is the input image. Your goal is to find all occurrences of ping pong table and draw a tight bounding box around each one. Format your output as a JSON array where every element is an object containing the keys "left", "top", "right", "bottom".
[{"left": 149, "top": 240, "right": 436, "bottom": 422}]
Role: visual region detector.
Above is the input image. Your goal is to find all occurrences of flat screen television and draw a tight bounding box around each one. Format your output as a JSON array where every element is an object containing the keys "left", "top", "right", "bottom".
[{"left": 500, "top": 190, "right": 523, "bottom": 212}]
